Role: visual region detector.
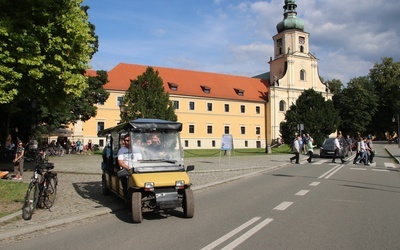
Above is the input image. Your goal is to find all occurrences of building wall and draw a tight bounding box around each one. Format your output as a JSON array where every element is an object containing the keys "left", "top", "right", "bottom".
[{"left": 72, "top": 91, "right": 266, "bottom": 150}]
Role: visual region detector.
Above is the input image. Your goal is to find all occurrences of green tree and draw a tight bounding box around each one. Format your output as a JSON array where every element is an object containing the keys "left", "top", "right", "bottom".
[
  {"left": 334, "top": 76, "right": 378, "bottom": 136},
  {"left": 0, "top": 0, "right": 99, "bottom": 142},
  {"left": 369, "top": 57, "right": 400, "bottom": 136},
  {"left": 325, "top": 79, "right": 343, "bottom": 95},
  {"left": 122, "top": 67, "right": 177, "bottom": 122},
  {"left": 280, "top": 89, "right": 339, "bottom": 146},
  {"left": 38, "top": 70, "right": 110, "bottom": 135}
]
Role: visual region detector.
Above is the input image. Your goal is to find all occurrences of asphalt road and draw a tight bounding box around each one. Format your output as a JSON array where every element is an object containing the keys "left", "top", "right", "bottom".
[{"left": 2, "top": 143, "right": 400, "bottom": 250}]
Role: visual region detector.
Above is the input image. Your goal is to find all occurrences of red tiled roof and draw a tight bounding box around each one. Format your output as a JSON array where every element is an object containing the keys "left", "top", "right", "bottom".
[
  {"left": 105, "top": 63, "right": 269, "bottom": 102},
  {"left": 85, "top": 69, "right": 97, "bottom": 77}
]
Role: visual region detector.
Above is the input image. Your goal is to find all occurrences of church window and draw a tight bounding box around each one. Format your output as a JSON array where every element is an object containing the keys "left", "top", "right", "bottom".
[
  {"left": 300, "top": 46, "right": 304, "bottom": 53},
  {"left": 279, "top": 100, "right": 286, "bottom": 111},
  {"left": 277, "top": 38, "right": 283, "bottom": 55},
  {"left": 300, "top": 70, "right": 306, "bottom": 81}
]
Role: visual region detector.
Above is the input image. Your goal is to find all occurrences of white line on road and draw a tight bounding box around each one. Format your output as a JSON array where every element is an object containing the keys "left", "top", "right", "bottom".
[
  {"left": 313, "top": 159, "right": 329, "bottom": 165},
  {"left": 295, "top": 190, "right": 310, "bottom": 196},
  {"left": 273, "top": 201, "right": 293, "bottom": 211},
  {"left": 349, "top": 168, "right": 367, "bottom": 171},
  {"left": 309, "top": 182, "right": 320, "bottom": 186},
  {"left": 385, "top": 162, "right": 397, "bottom": 169},
  {"left": 372, "top": 169, "right": 390, "bottom": 172},
  {"left": 318, "top": 165, "right": 342, "bottom": 179},
  {"left": 200, "top": 217, "right": 261, "bottom": 250},
  {"left": 323, "top": 165, "right": 344, "bottom": 179},
  {"left": 220, "top": 218, "right": 274, "bottom": 250}
]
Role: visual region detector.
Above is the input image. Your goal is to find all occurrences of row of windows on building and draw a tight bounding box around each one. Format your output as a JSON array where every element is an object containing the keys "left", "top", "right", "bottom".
[
  {"left": 116, "top": 96, "right": 262, "bottom": 114},
  {"left": 116, "top": 96, "right": 288, "bottom": 113},
  {"left": 172, "top": 100, "right": 261, "bottom": 113},
  {"left": 95, "top": 123, "right": 262, "bottom": 148},
  {"left": 98, "top": 121, "right": 261, "bottom": 135},
  {"left": 183, "top": 140, "right": 262, "bottom": 148},
  {"left": 188, "top": 124, "right": 261, "bottom": 135}
]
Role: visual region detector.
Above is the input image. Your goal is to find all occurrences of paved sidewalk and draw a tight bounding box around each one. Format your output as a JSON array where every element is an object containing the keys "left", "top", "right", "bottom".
[{"left": 0, "top": 143, "right": 399, "bottom": 241}]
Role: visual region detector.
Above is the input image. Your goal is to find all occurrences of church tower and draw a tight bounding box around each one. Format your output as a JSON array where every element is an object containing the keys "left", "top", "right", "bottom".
[{"left": 266, "top": 0, "right": 332, "bottom": 144}]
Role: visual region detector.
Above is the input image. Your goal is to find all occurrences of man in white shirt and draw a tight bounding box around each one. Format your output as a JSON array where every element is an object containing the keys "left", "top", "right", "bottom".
[
  {"left": 117, "top": 134, "right": 142, "bottom": 198},
  {"left": 118, "top": 134, "right": 142, "bottom": 170},
  {"left": 290, "top": 136, "right": 301, "bottom": 164},
  {"left": 332, "top": 134, "right": 345, "bottom": 163}
]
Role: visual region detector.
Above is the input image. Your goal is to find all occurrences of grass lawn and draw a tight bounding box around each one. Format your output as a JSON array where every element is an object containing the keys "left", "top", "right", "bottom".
[
  {"left": 0, "top": 180, "right": 28, "bottom": 218},
  {"left": 183, "top": 144, "right": 291, "bottom": 157}
]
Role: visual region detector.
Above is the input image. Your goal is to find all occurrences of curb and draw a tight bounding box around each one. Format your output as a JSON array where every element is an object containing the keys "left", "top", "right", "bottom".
[
  {"left": 0, "top": 207, "right": 117, "bottom": 241},
  {"left": 385, "top": 147, "right": 400, "bottom": 165}
]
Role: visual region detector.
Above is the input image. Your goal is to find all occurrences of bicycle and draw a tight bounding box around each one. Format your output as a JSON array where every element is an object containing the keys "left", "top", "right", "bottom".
[{"left": 22, "top": 150, "right": 58, "bottom": 220}]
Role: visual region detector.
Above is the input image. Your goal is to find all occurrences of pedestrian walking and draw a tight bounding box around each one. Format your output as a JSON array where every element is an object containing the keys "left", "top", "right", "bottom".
[
  {"left": 332, "top": 134, "right": 345, "bottom": 163},
  {"left": 353, "top": 137, "right": 361, "bottom": 164},
  {"left": 345, "top": 135, "right": 352, "bottom": 156},
  {"left": 290, "top": 136, "right": 301, "bottom": 164},
  {"left": 12, "top": 140, "right": 24, "bottom": 180},
  {"left": 306, "top": 134, "right": 315, "bottom": 163},
  {"left": 367, "top": 135, "right": 375, "bottom": 163}
]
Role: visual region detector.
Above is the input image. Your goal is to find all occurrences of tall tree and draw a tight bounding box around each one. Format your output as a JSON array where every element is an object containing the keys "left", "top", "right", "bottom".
[
  {"left": 325, "top": 79, "right": 343, "bottom": 95},
  {"left": 334, "top": 76, "right": 378, "bottom": 136},
  {"left": 369, "top": 57, "right": 400, "bottom": 135},
  {"left": 0, "top": 0, "right": 99, "bottom": 143},
  {"left": 280, "top": 89, "right": 339, "bottom": 146},
  {"left": 122, "top": 67, "right": 177, "bottom": 122}
]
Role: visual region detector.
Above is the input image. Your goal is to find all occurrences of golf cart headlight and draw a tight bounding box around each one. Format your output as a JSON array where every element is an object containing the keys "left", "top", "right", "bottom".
[
  {"left": 175, "top": 180, "right": 185, "bottom": 189},
  {"left": 145, "top": 182, "right": 154, "bottom": 191}
]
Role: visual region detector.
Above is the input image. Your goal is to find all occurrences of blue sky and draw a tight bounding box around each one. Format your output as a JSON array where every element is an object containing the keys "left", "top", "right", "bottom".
[{"left": 83, "top": 0, "right": 400, "bottom": 84}]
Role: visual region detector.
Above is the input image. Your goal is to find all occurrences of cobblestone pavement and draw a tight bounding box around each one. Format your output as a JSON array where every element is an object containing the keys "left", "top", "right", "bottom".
[{"left": 0, "top": 143, "right": 398, "bottom": 243}]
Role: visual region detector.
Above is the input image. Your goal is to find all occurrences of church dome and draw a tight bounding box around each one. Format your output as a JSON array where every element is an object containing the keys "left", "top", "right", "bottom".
[{"left": 276, "top": 0, "right": 304, "bottom": 33}]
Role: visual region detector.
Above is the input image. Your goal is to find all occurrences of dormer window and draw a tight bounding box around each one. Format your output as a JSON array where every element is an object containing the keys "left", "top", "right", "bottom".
[
  {"left": 234, "top": 88, "right": 244, "bottom": 96},
  {"left": 201, "top": 85, "right": 211, "bottom": 94},
  {"left": 168, "top": 82, "right": 178, "bottom": 91}
]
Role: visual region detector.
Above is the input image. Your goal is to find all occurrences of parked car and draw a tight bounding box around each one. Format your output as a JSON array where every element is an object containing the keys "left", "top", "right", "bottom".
[{"left": 319, "top": 138, "right": 348, "bottom": 158}]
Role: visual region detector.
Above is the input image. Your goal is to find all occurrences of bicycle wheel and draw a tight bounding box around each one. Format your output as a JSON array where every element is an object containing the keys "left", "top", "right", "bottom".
[
  {"left": 43, "top": 176, "right": 57, "bottom": 208},
  {"left": 22, "top": 182, "right": 39, "bottom": 220}
]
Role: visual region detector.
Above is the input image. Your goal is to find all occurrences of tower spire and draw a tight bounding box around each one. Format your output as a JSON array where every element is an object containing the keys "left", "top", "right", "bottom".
[{"left": 276, "top": 0, "right": 304, "bottom": 33}]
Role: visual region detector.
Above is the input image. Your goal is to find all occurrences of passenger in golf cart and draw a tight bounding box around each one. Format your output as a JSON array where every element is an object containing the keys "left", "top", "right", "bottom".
[{"left": 98, "top": 119, "right": 195, "bottom": 223}]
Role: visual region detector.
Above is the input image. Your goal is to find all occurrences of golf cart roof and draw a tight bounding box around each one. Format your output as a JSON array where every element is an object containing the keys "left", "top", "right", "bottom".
[{"left": 97, "top": 118, "right": 182, "bottom": 136}]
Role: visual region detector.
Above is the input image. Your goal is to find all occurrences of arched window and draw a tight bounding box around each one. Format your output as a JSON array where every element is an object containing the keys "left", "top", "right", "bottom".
[
  {"left": 279, "top": 100, "right": 286, "bottom": 111},
  {"left": 300, "top": 45, "right": 304, "bottom": 53},
  {"left": 300, "top": 70, "right": 306, "bottom": 81}
]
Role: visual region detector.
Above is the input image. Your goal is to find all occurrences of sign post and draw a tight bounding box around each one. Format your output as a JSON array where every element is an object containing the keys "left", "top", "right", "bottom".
[{"left": 220, "top": 134, "right": 234, "bottom": 164}]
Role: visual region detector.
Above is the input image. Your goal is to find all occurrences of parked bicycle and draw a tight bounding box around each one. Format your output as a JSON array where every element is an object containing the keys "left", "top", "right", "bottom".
[{"left": 22, "top": 150, "right": 58, "bottom": 220}]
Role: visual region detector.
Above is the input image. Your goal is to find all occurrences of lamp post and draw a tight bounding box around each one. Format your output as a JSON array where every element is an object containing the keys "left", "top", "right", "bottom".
[
  {"left": 119, "top": 99, "right": 126, "bottom": 124},
  {"left": 393, "top": 114, "right": 400, "bottom": 148}
]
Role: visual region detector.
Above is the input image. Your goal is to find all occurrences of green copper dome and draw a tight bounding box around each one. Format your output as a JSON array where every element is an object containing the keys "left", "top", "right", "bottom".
[{"left": 276, "top": 0, "right": 304, "bottom": 33}]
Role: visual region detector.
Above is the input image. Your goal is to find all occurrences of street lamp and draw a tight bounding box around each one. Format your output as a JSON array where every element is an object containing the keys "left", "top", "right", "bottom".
[
  {"left": 118, "top": 98, "right": 126, "bottom": 124},
  {"left": 392, "top": 114, "right": 400, "bottom": 148}
]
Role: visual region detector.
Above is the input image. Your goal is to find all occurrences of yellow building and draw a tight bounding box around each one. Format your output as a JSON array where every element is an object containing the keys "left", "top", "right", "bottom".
[
  {"left": 73, "top": 64, "right": 267, "bottom": 150},
  {"left": 71, "top": 0, "right": 332, "bottom": 150}
]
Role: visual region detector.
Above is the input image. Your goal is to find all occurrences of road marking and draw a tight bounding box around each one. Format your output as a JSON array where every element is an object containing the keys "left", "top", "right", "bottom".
[
  {"left": 310, "top": 181, "right": 320, "bottom": 186},
  {"left": 313, "top": 159, "right": 329, "bottom": 165},
  {"left": 349, "top": 168, "right": 367, "bottom": 171},
  {"left": 385, "top": 162, "right": 397, "bottom": 169},
  {"left": 318, "top": 165, "right": 343, "bottom": 179},
  {"left": 274, "top": 201, "right": 293, "bottom": 211},
  {"left": 220, "top": 218, "right": 274, "bottom": 250},
  {"left": 372, "top": 169, "right": 390, "bottom": 172},
  {"left": 200, "top": 217, "right": 261, "bottom": 250},
  {"left": 295, "top": 190, "right": 309, "bottom": 196}
]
